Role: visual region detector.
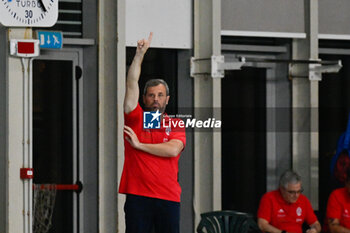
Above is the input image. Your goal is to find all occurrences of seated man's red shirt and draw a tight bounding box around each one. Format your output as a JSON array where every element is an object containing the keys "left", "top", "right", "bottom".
[
  {"left": 257, "top": 190, "right": 317, "bottom": 233},
  {"left": 326, "top": 187, "right": 350, "bottom": 229}
]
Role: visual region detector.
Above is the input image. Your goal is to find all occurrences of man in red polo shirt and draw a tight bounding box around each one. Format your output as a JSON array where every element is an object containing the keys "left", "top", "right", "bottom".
[
  {"left": 326, "top": 168, "right": 350, "bottom": 232},
  {"left": 119, "top": 32, "right": 186, "bottom": 233},
  {"left": 257, "top": 170, "right": 321, "bottom": 233}
]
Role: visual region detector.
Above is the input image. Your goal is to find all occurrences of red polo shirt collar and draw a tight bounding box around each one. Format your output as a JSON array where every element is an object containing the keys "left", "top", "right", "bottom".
[{"left": 277, "top": 189, "right": 301, "bottom": 205}]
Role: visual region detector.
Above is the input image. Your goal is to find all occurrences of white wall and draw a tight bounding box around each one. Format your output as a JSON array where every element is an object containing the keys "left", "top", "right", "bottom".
[{"left": 126, "top": 0, "right": 192, "bottom": 49}]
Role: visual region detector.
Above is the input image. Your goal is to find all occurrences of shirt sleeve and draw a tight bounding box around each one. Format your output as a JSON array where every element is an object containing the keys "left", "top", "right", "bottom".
[
  {"left": 168, "top": 119, "right": 186, "bottom": 148},
  {"left": 304, "top": 196, "right": 318, "bottom": 225},
  {"left": 257, "top": 193, "right": 272, "bottom": 222},
  {"left": 124, "top": 104, "right": 142, "bottom": 128},
  {"left": 326, "top": 190, "right": 342, "bottom": 220}
]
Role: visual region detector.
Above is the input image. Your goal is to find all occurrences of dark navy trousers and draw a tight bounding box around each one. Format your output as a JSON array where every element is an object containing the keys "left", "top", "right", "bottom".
[{"left": 124, "top": 194, "right": 180, "bottom": 233}]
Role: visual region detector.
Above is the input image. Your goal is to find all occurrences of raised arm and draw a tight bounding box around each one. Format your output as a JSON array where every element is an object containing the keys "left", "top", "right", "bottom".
[{"left": 124, "top": 32, "right": 153, "bottom": 114}]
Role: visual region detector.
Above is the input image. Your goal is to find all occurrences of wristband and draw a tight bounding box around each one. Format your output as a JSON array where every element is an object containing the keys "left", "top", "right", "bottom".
[{"left": 281, "top": 231, "right": 286, "bottom": 233}]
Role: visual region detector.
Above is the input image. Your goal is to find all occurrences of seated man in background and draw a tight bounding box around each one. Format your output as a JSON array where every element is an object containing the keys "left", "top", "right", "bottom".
[
  {"left": 257, "top": 170, "right": 321, "bottom": 233},
  {"left": 326, "top": 168, "right": 350, "bottom": 233}
]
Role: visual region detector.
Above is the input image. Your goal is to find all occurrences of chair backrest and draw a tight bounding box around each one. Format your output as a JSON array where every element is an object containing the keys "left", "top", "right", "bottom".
[{"left": 196, "top": 210, "right": 261, "bottom": 233}]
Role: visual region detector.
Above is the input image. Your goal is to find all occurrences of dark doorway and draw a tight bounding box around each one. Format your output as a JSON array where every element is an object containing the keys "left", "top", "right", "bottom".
[
  {"left": 319, "top": 55, "right": 350, "bottom": 223},
  {"left": 33, "top": 60, "right": 74, "bottom": 233},
  {"left": 221, "top": 67, "right": 267, "bottom": 215}
]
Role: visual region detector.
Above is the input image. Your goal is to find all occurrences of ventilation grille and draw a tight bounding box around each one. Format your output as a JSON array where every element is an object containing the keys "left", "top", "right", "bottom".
[{"left": 36, "top": 0, "right": 82, "bottom": 38}]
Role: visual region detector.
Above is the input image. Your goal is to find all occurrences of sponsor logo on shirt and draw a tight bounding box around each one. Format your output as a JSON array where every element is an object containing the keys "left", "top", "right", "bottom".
[
  {"left": 296, "top": 218, "right": 303, "bottom": 222},
  {"left": 343, "top": 209, "right": 350, "bottom": 218},
  {"left": 277, "top": 209, "right": 286, "bottom": 218},
  {"left": 296, "top": 207, "right": 302, "bottom": 216},
  {"left": 143, "top": 110, "right": 161, "bottom": 129}
]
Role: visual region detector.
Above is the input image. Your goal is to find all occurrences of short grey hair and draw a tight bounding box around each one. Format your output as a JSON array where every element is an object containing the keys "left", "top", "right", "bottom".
[
  {"left": 143, "top": 79, "right": 170, "bottom": 96},
  {"left": 279, "top": 170, "right": 301, "bottom": 189}
]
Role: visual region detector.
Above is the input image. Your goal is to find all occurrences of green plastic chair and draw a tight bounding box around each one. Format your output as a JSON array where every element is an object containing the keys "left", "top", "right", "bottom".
[{"left": 196, "top": 210, "right": 261, "bottom": 233}]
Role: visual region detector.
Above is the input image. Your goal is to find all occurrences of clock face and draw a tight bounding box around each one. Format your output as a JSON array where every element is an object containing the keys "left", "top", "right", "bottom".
[{"left": 0, "top": 0, "right": 58, "bottom": 27}]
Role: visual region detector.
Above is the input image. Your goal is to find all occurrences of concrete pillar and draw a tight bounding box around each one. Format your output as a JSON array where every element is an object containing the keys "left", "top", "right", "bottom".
[
  {"left": 292, "top": 0, "right": 319, "bottom": 209},
  {"left": 117, "top": 0, "right": 126, "bottom": 231},
  {"left": 193, "top": 0, "right": 222, "bottom": 228},
  {"left": 98, "top": 0, "right": 122, "bottom": 231}
]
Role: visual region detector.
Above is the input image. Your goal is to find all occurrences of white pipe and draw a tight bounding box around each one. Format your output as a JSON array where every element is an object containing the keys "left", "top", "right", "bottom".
[
  {"left": 21, "top": 58, "right": 29, "bottom": 233},
  {"left": 28, "top": 58, "right": 34, "bottom": 233}
]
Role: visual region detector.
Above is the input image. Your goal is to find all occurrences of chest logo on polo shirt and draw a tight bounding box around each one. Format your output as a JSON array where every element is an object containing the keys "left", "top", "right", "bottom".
[
  {"left": 166, "top": 126, "right": 171, "bottom": 136},
  {"left": 296, "top": 207, "right": 302, "bottom": 216},
  {"left": 343, "top": 209, "right": 350, "bottom": 218},
  {"left": 277, "top": 209, "right": 286, "bottom": 218}
]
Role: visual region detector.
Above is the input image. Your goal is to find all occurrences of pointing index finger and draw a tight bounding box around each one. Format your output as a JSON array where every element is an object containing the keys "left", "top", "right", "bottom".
[{"left": 148, "top": 32, "right": 153, "bottom": 43}]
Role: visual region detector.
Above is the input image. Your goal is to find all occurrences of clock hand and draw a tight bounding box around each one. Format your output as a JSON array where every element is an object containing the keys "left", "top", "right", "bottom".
[{"left": 38, "top": 0, "right": 47, "bottom": 12}]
